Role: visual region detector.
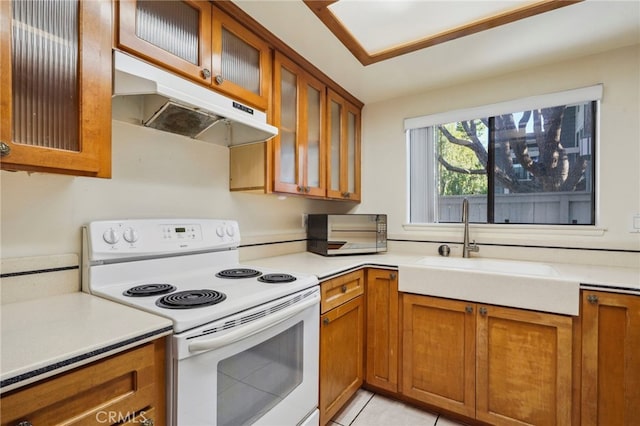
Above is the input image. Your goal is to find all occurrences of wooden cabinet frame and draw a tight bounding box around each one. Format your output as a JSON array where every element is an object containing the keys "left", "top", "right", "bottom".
[
  {"left": 117, "top": 0, "right": 213, "bottom": 85},
  {"left": 0, "top": 0, "right": 112, "bottom": 177}
]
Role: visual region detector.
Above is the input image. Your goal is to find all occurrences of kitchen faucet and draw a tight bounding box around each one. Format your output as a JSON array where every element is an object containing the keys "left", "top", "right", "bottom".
[{"left": 462, "top": 198, "right": 479, "bottom": 258}]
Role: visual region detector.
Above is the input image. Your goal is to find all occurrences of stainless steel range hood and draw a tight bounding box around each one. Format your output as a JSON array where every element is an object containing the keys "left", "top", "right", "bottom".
[{"left": 112, "top": 51, "right": 278, "bottom": 146}]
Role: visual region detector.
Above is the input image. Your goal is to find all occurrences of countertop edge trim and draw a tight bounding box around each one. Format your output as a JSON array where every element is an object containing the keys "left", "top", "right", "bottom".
[{"left": 0, "top": 325, "right": 173, "bottom": 392}]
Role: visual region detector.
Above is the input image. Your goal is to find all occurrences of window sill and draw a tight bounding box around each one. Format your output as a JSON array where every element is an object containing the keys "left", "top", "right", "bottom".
[{"left": 401, "top": 223, "right": 607, "bottom": 239}]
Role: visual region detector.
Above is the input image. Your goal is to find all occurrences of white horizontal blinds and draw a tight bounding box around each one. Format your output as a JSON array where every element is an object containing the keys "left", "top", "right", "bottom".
[
  {"left": 11, "top": 0, "right": 79, "bottom": 151},
  {"left": 222, "top": 29, "right": 260, "bottom": 94},
  {"left": 404, "top": 85, "right": 603, "bottom": 130},
  {"left": 136, "top": 1, "right": 199, "bottom": 64}
]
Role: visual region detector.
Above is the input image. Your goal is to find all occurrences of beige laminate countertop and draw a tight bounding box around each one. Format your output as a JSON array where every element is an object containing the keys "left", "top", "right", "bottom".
[
  {"left": 1, "top": 292, "right": 173, "bottom": 393},
  {"left": 248, "top": 251, "right": 640, "bottom": 293}
]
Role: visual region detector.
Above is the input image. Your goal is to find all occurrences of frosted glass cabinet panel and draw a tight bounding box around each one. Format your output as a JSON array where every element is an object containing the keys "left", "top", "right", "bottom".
[
  {"left": 273, "top": 52, "right": 326, "bottom": 197},
  {"left": 118, "top": 0, "right": 213, "bottom": 84},
  {"left": 0, "top": 0, "right": 112, "bottom": 177},
  {"left": 326, "top": 89, "right": 361, "bottom": 201},
  {"left": 211, "top": 6, "right": 271, "bottom": 110}
]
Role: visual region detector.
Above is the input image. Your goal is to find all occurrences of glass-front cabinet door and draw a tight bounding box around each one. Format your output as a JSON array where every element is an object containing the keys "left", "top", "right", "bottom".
[
  {"left": 0, "top": 0, "right": 112, "bottom": 177},
  {"left": 327, "top": 89, "right": 361, "bottom": 201},
  {"left": 273, "top": 52, "right": 326, "bottom": 197},
  {"left": 117, "top": 0, "right": 214, "bottom": 84},
  {"left": 211, "top": 6, "right": 271, "bottom": 111}
]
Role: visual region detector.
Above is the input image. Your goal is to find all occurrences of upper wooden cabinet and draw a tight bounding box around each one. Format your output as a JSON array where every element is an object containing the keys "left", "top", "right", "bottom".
[
  {"left": 0, "top": 0, "right": 112, "bottom": 177},
  {"left": 273, "top": 52, "right": 326, "bottom": 197},
  {"left": 326, "top": 89, "right": 361, "bottom": 201},
  {"left": 580, "top": 290, "right": 640, "bottom": 426},
  {"left": 117, "top": 1, "right": 270, "bottom": 110}
]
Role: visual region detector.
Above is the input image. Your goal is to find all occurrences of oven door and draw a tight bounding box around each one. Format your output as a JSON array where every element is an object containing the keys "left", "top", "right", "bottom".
[{"left": 170, "top": 287, "right": 320, "bottom": 426}]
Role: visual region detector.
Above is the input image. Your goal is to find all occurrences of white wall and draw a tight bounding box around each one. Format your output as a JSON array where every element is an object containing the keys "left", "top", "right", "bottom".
[
  {"left": 357, "top": 45, "right": 640, "bottom": 253},
  {"left": 0, "top": 122, "right": 351, "bottom": 260}
]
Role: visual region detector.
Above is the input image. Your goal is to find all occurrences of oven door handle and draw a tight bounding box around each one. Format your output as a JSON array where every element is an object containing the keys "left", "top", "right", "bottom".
[{"left": 188, "top": 292, "right": 320, "bottom": 353}]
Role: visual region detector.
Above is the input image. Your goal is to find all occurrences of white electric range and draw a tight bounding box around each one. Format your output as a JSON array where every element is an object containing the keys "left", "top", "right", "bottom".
[{"left": 82, "top": 218, "right": 320, "bottom": 426}]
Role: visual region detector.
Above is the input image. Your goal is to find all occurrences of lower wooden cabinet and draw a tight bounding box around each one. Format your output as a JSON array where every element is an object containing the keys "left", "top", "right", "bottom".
[
  {"left": 319, "top": 271, "right": 365, "bottom": 426},
  {"left": 580, "top": 290, "right": 640, "bottom": 426},
  {"left": 365, "top": 268, "right": 399, "bottom": 393},
  {"left": 1, "top": 338, "right": 166, "bottom": 426},
  {"left": 402, "top": 294, "right": 573, "bottom": 425}
]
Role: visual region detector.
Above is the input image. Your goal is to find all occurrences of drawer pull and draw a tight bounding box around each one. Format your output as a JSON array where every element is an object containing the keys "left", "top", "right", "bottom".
[
  {"left": 465, "top": 305, "right": 473, "bottom": 314},
  {"left": 587, "top": 294, "right": 599, "bottom": 304},
  {"left": 16, "top": 421, "right": 33, "bottom": 426},
  {"left": 479, "top": 307, "right": 488, "bottom": 316},
  {"left": 323, "top": 317, "right": 330, "bottom": 325},
  {"left": 141, "top": 419, "right": 154, "bottom": 426},
  {"left": 390, "top": 273, "right": 397, "bottom": 280},
  {"left": 341, "top": 285, "right": 347, "bottom": 293}
]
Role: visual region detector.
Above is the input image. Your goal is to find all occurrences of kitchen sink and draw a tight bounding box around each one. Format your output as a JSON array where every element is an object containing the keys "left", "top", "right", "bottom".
[{"left": 398, "top": 256, "right": 579, "bottom": 315}]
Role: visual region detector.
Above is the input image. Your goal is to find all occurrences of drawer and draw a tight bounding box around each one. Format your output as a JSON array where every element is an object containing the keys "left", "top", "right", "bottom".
[
  {"left": 1, "top": 342, "right": 160, "bottom": 426},
  {"left": 321, "top": 270, "right": 364, "bottom": 314}
]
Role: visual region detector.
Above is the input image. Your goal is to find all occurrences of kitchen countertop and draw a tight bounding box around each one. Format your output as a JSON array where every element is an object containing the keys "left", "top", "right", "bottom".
[
  {"left": 0, "top": 292, "right": 173, "bottom": 393},
  {"left": 248, "top": 251, "right": 640, "bottom": 293}
]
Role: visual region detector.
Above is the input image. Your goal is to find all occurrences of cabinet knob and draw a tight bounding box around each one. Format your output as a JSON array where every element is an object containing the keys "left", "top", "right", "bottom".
[
  {"left": 0, "top": 142, "right": 10, "bottom": 157},
  {"left": 323, "top": 317, "right": 330, "bottom": 325},
  {"left": 341, "top": 284, "right": 347, "bottom": 293},
  {"left": 306, "top": 186, "right": 311, "bottom": 193},
  {"left": 141, "top": 419, "right": 154, "bottom": 426},
  {"left": 341, "top": 191, "right": 351, "bottom": 198},
  {"left": 587, "top": 294, "right": 599, "bottom": 304},
  {"left": 201, "top": 68, "right": 211, "bottom": 79},
  {"left": 479, "top": 307, "right": 488, "bottom": 316},
  {"left": 389, "top": 273, "right": 397, "bottom": 280},
  {"left": 215, "top": 74, "right": 224, "bottom": 85},
  {"left": 16, "top": 421, "right": 33, "bottom": 426},
  {"left": 465, "top": 305, "right": 473, "bottom": 314}
]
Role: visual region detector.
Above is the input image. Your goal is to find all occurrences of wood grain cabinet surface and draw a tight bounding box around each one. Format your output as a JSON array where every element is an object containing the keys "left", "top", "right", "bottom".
[
  {"left": 319, "top": 270, "right": 365, "bottom": 426},
  {"left": 117, "top": 0, "right": 270, "bottom": 110},
  {"left": 365, "top": 269, "right": 399, "bottom": 393},
  {"left": 0, "top": 339, "right": 166, "bottom": 426},
  {"left": 0, "top": 0, "right": 112, "bottom": 177},
  {"left": 580, "top": 290, "right": 640, "bottom": 426},
  {"left": 402, "top": 293, "right": 573, "bottom": 426}
]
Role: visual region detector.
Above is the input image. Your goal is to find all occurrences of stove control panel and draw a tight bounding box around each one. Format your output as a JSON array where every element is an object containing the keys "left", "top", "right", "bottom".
[{"left": 85, "top": 219, "right": 241, "bottom": 261}]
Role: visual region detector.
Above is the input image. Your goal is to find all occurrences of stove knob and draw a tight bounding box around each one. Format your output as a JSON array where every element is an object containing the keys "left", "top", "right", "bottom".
[
  {"left": 216, "top": 226, "right": 225, "bottom": 238},
  {"left": 225, "top": 225, "right": 235, "bottom": 237},
  {"left": 123, "top": 227, "right": 139, "bottom": 243},
  {"left": 102, "top": 228, "right": 120, "bottom": 245}
]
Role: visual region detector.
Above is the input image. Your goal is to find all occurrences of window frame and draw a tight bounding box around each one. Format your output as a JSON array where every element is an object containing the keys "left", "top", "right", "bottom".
[{"left": 404, "top": 85, "right": 603, "bottom": 231}]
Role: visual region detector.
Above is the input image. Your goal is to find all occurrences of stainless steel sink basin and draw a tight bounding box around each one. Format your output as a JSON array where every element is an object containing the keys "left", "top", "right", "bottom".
[{"left": 399, "top": 256, "right": 579, "bottom": 315}]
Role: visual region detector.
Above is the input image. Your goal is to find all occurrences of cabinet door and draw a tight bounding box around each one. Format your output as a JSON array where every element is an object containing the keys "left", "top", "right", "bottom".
[
  {"left": 117, "top": 0, "right": 213, "bottom": 84},
  {"left": 1, "top": 341, "right": 163, "bottom": 425},
  {"left": 320, "top": 295, "right": 364, "bottom": 426},
  {"left": 273, "top": 52, "right": 326, "bottom": 197},
  {"left": 365, "top": 269, "right": 399, "bottom": 392},
  {"left": 476, "top": 305, "right": 572, "bottom": 426},
  {"left": 211, "top": 6, "right": 271, "bottom": 111},
  {"left": 326, "top": 89, "right": 361, "bottom": 202},
  {"left": 581, "top": 291, "right": 640, "bottom": 426},
  {"left": 401, "top": 294, "right": 476, "bottom": 418},
  {"left": 0, "top": 0, "right": 111, "bottom": 177}
]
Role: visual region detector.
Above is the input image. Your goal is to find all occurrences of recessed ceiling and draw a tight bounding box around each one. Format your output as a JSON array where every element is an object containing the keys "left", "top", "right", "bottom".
[
  {"left": 304, "top": 0, "right": 583, "bottom": 65},
  {"left": 234, "top": 0, "right": 640, "bottom": 105}
]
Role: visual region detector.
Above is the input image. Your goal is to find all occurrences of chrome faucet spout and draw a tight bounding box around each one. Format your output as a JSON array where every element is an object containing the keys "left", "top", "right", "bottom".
[{"left": 462, "top": 198, "right": 479, "bottom": 258}]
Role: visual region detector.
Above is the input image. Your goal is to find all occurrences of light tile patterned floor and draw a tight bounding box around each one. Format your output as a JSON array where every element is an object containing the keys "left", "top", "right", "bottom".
[{"left": 330, "top": 389, "right": 468, "bottom": 426}]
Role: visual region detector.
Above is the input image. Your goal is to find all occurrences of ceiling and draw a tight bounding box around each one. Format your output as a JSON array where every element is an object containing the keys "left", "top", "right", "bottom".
[{"left": 233, "top": 0, "right": 640, "bottom": 105}]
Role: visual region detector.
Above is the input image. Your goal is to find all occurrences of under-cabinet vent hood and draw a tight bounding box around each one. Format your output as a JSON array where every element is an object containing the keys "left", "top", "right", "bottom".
[{"left": 112, "top": 51, "right": 278, "bottom": 146}]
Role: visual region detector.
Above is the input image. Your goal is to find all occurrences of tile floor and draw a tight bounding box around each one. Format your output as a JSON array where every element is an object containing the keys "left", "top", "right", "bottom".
[{"left": 330, "top": 389, "right": 468, "bottom": 426}]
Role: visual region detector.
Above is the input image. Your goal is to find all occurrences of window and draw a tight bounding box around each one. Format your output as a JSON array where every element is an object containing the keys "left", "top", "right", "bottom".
[{"left": 407, "top": 86, "right": 600, "bottom": 225}]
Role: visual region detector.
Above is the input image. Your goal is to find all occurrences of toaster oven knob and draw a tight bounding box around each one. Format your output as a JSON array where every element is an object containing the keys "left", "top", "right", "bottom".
[
  {"left": 123, "top": 227, "right": 139, "bottom": 243},
  {"left": 225, "top": 225, "right": 235, "bottom": 237},
  {"left": 102, "top": 228, "right": 120, "bottom": 245}
]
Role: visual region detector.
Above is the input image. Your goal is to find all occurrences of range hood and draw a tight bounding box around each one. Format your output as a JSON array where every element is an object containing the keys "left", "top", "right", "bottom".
[{"left": 112, "top": 51, "right": 278, "bottom": 146}]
